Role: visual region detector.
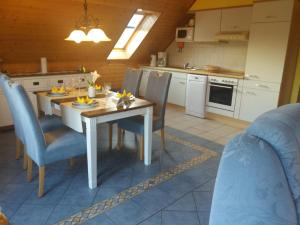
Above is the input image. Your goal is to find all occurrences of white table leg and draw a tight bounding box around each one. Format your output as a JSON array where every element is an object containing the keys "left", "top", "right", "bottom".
[
  {"left": 86, "top": 118, "right": 98, "bottom": 189},
  {"left": 144, "top": 106, "right": 153, "bottom": 165}
]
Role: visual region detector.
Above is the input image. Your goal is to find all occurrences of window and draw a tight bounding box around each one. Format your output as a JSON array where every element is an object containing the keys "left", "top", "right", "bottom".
[{"left": 107, "top": 10, "right": 160, "bottom": 60}]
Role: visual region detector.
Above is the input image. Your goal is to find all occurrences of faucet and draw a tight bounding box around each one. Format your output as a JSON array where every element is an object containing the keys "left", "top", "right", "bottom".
[{"left": 184, "top": 63, "right": 190, "bottom": 69}]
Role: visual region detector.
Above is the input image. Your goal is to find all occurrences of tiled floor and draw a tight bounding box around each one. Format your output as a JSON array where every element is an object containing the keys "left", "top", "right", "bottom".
[{"left": 0, "top": 105, "right": 244, "bottom": 225}]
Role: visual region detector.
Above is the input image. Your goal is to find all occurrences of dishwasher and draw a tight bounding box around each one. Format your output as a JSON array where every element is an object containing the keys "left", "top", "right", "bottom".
[{"left": 185, "top": 74, "right": 207, "bottom": 118}]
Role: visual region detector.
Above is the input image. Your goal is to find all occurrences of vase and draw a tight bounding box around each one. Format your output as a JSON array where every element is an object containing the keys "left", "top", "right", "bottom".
[{"left": 88, "top": 86, "right": 96, "bottom": 98}]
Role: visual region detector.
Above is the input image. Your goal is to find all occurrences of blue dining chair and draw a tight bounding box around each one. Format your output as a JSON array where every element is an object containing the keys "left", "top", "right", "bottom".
[
  {"left": 3, "top": 79, "right": 87, "bottom": 197},
  {"left": 108, "top": 68, "right": 143, "bottom": 150},
  {"left": 117, "top": 71, "right": 172, "bottom": 160},
  {"left": 0, "top": 74, "right": 64, "bottom": 168}
]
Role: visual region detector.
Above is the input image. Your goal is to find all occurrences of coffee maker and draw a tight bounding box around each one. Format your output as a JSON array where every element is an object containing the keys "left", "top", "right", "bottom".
[{"left": 157, "top": 52, "right": 167, "bottom": 67}]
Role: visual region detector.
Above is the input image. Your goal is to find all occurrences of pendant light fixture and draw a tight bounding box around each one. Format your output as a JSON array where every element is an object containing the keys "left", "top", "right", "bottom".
[{"left": 65, "top": 0, "right": 111, "bottom": 44}]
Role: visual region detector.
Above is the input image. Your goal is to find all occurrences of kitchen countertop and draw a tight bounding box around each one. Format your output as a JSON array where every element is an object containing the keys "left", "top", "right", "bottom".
[
  {"left": 8, "top": 71, "right": 89, "bottom": 78},
  {"left": 142, "top": 66, "right": 245, "bottom": 79}
]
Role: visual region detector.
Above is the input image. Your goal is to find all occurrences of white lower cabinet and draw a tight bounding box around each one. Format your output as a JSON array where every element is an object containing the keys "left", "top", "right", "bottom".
[
  {"left": 239, "top": 87, "right": 279, "bottom": 122},
  {"left": 0, "top": 73, "right": 87, "bottom": 127},
  {"left": 0, "top": 92, "right": 13, "bottom": 126},
  {"left": 141, "top": 69, "right": 187, "bottom": 107},
  {"left": 168, "top": 76, "right": 187, "bottom": 107}
]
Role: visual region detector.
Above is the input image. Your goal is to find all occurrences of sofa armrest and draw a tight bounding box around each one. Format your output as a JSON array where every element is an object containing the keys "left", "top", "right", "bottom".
[{"left": 209, "top": 134, "right": 297, "bottom": 225}]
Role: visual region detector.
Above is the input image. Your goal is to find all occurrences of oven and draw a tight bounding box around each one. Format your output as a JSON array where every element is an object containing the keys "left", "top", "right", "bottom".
[{"left": 206, "top": 76, "right": 238, "bottom": 112}]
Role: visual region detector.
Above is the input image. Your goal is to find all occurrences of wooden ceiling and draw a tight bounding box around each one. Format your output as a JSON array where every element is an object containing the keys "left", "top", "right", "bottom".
[{"left": 0, "top": 0, "right": 194, "bottom": 82}]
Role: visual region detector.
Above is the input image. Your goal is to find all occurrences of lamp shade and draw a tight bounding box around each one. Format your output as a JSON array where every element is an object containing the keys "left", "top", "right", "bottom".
[
  {"left": 65, "top": 30, "right": 86, "bottom": 43},
  {"left": 87, "top": 28, "right": 111, "bottom": 43}
]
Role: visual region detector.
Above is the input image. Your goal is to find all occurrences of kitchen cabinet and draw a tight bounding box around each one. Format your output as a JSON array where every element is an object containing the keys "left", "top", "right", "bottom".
[
  {"left": 167, "top": 72, "right": 187, "bottom": 107},
  {"left": 239, "top": 80, "right": 280, "bottom": 122},
  {"left": 0, "top": 91, "right": 13, "bottom": 127},
  {"left": 194, "top": 10, "right": 221, "bottom": 42},
  {"left": 239, "top": 87, "right": 279, "bottom": 122},
  {"left": 252, "top": 0, "right": 293, "bottom": 23},
  {"left": 0, "top": 73, "right": 87, "bottom": 127},
  {"left": 245, "top": 22, "right": 291, "bottom": 83},
  {"left": 221, "top": 7, "right": 252, "bottom": 32}
]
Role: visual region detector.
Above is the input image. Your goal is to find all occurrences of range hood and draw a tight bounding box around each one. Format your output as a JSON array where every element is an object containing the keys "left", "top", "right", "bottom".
[{"left": 215, "top": 31, "right": 249, "bottom": 42}]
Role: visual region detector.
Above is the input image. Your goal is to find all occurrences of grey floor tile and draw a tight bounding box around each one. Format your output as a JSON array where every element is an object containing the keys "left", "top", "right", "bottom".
[
  {"left": 138, "top": 212, "right": 162, "bottom": 225},
  {"left": 193, "top": 192, "right": 213, "bottom": 211},
  {"left": 83, "top": 214, "right": 116, "bottom": 225},
  {"left": 105, "top": 200, "right": 153, "bottom": 225},
  {"left": 165, "top": 193, "right": 196, "bottom": 211},
  {"left": 162, "top": 211, "right": 200, "bottom": 225},
  {"left": 10, "top": 204, "right": 54, "bottom": 225},
  {"left": 198, "top": 211, "right": 210, "bottom": 225},
  {"left": 46, "top": 205, "right": 84, "bottom": 225},
  {"left": 132, "top": 187, "right": 176, "bottom": 213}
]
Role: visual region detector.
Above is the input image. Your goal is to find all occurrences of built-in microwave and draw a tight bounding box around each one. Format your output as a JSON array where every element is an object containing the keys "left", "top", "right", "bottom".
[{"left": 175, "top": 27, "right": 194, "bottom": 42}]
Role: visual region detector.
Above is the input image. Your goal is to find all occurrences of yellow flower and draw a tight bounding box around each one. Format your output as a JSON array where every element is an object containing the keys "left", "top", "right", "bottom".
[
  {"left": 116, "top": 90, "right": 133, "bottom": 98},
  {"left": 95, "top": 84, "right": 102, "bottom": 90},
  {"left": 77, "top": 96, "right": 94, "bottom": 104}
]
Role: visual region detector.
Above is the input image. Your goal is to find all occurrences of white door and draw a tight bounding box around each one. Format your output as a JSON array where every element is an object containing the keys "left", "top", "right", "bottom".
[
  {"left": 0, "top": 92, "right": 13, "bottom": 126},
  {"left": 245, "top": 22, "right": 291, "bottom": 83},
  {"left": 221, "top": 7, "right": 252, "bottom": 31},
  {"left": 239, "top": 88, "right": 279, "bottom": 122},
  {"left": 194, "top": 10, "right": 221, "bottom": 42},
  {"left": 168, "top": 77, "right": 186, "bottom": 106}
]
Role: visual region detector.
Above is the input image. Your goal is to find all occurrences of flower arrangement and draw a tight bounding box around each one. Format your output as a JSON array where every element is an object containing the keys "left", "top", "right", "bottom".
[
  {"left": 86, "top": 70, "right": 101, "bottom": 87},
  {"left": 76, "top": 96, "right": 94, "bottom": 105},
  {"left": 115, "top": 90, "right": 134, "bottom": 109}
]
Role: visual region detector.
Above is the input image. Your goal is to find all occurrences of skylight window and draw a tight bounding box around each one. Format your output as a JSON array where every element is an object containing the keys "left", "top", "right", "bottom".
[{"left": 108, "top": 10, "right": 160, "bottom": 60}]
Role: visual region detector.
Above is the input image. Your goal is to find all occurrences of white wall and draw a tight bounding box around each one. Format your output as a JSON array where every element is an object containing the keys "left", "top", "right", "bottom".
[{"left": 166, "top": 41, "right": 248, "bottom": 71}]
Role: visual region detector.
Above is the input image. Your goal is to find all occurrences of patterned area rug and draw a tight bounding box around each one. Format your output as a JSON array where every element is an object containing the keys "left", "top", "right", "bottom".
[{"left": 0, "top": 126, "right": 224, "bottom": 225}]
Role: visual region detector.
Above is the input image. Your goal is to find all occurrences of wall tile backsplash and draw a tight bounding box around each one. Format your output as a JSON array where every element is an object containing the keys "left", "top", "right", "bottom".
[{"left": 166, "top": 41, "right": 248, "bottom": 71}]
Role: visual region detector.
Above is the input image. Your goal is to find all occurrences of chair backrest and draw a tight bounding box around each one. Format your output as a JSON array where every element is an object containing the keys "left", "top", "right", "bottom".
[
  {"left": 7, "top": 82, "right": 46, "bottom": 165},
  {"left": 145, "top": 71, "right": 172, "bottom": 126},
  {"left": 121, "top": 68, "right": 143, "bottom": 97},
  {"left": 0, "top": 74, "right": 24, "bottom": 142}
]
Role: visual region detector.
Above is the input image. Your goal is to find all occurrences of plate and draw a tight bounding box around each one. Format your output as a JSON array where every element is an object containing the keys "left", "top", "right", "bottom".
[
  {"left": 72, "top": 101, "right": 98, "bottom": 109},
  {"left": 47, "top": 92, "right": 68, "bottom": 97}
]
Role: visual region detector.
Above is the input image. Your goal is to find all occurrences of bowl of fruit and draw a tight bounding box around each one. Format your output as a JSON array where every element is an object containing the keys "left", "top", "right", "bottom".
[
  {"left": 48, "top": 86, "right": 68, "bottom": 97},
  {"left": 72, "top": 96, "right": 98, "bottom": 109}
]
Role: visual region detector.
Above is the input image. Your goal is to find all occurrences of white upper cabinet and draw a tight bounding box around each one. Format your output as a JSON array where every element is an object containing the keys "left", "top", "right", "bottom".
[
  {"left": 252, "top": 0, "right": 294, "bottom": 23},
  {"left": 221, "top": 7, "right": 252, "bottom": 31},
  {"left": 245, "top": 21, "right": 291, "bottom": 83},
  {"left": 194, "top": 10, "right": 221, "bottom": 42}
]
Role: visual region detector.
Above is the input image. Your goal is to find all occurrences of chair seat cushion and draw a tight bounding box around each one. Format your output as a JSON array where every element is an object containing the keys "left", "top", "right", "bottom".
[
  {"left": 39, "top": 115, "right": 64, "bottom": 133},
  {"left": 44, "top": 127, "right": 86, "bottom": 165},
  {"left": 118, "top": 116, "right": 162, "bottom": 135}
]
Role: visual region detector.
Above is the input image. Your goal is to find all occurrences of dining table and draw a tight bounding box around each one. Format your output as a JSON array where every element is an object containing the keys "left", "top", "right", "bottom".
[{"left": 35, "top": 89, "right": 154, "bottom": 189}]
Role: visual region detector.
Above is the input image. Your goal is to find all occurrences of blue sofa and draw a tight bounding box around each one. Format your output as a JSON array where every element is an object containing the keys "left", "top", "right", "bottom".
[{"left": 210, "top": 104, "right": 300, "bottom": 225}]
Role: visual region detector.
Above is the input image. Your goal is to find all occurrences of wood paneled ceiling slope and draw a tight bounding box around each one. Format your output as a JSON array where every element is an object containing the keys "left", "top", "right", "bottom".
[{"left": 0, "top": 0, "right": 194, "bottom": 87}]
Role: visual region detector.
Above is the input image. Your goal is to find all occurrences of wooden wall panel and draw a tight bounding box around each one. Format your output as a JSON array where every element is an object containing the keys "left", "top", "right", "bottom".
[{"left": 0, "top": 0, "right": 194, "bottom": 88}]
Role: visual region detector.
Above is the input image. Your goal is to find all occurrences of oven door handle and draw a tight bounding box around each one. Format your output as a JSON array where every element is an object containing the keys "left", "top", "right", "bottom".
[{"left": 209, "top": 84, "right": 233, "bottom": 89}]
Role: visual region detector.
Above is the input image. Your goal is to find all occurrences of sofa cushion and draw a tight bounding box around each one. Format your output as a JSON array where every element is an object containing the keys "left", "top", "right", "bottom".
[
  {"left": 246, "top": 104, "right": 300, "bottom": 200},
  {"left": 210, "top": 134, "right": 297, "bottom": 225}
]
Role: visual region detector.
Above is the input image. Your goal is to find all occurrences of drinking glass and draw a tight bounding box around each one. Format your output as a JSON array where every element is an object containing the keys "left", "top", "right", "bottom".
[{"left": 104, "top": 83, "right": 112, "bottom": 95}]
